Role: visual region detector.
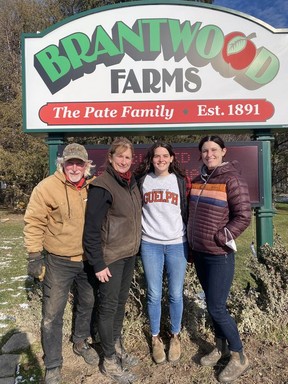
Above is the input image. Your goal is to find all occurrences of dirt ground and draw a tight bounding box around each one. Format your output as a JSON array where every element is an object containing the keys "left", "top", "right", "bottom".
[
  {"left": 16, "top": 282, "right": 288, "bottom": 384},
  {"left": 55, "top": 331, "right": 288, "bottom": 384}
]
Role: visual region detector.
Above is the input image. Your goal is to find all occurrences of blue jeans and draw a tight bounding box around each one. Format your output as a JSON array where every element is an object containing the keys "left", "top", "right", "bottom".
[
  {"left": 194, "top": 251, "right": 243, "bottom": 352},
  {"left": 42, "top": 254, "right": 97, "bottom": 369},
  {"left": 141, "top": 240, "right": 188, "bottom": 335}
]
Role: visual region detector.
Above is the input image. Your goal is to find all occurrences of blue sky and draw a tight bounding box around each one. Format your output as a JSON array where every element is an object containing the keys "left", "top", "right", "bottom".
[{"left": 213, "top": 0, "right": 288, "bottom": 28}]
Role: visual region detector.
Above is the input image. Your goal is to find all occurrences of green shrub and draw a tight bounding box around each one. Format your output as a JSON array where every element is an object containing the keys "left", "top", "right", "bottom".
[{"left": 228, "top": 235, "right": 288, "bottom": 341}]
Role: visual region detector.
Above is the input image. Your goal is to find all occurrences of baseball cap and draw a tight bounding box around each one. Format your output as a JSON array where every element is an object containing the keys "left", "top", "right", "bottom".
[{"left": 62, "top": 143, "right": 88, "bottom": 162}]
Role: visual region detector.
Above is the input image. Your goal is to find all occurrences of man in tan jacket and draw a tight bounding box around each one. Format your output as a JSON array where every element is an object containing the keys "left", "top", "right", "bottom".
[{"left": 24, "top": 143, "right": 98, "bottom": 384}]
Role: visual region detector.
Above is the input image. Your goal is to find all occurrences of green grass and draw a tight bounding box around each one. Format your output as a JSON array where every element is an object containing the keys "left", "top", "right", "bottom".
[
  {"left": 0, "top": 218, "right": 28, "bottom": 295},
  {"left": 0, "top": 213, "right": 46, "bottom": 382},
  {"left": 274, "top": 203, "right": 288, "bottom": 245},
  {"left": 0, "top": 213, "right": 34, "bottom": 339},
  {"left": 235, "top": 205, "right": 288, "bottom": 287},
  {"left": 234, "top": 223, "right": 255, "bottom": 287}
]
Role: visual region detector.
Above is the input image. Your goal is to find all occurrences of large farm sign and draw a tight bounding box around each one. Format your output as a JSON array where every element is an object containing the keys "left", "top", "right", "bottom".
[{"left": 22, "top": 1, "right": 288, "bottom": 133}]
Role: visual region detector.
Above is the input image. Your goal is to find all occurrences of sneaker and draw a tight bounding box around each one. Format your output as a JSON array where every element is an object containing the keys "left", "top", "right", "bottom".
[
  {"left": 152, "top": 335, "right": 166, "bottom": 364},
  {"left": 101, "top": 354, "right": 137, "bottom": 384},
  {"left": 45, "top": 367, "right": 61, "bottom": 384},
  {"left": 73, "top": 339, "right": 99, "bottom": 365},
  {"left": 115, "top": 337, "right": 139, "bottom": 367},
  {"left": 168, "top": 334, "right": 181, "bottom": 362}
]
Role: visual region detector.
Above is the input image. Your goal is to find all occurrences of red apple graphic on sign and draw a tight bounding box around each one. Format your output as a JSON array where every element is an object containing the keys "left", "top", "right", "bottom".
[{"left": 222, "top": 32, "right": 257, "bottom": 70}]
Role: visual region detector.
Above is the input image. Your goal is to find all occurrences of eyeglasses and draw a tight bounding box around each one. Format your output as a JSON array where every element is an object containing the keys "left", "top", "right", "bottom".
[{"left": 64, "top": 160, "right": 86, "bottom": 167}]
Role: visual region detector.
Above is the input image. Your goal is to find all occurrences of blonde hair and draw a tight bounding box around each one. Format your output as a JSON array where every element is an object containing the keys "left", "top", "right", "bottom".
[{"left": 107, "top": 137, "right": 134, "bottom": 163}]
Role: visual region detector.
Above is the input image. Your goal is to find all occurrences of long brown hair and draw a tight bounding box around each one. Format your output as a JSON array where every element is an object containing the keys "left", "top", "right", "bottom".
[{"left": 134, "top": 142, "right": 186, "bottom": 178}]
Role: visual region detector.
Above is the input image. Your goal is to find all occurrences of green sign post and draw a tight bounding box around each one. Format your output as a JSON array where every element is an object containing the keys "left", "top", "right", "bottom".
[{"left": 253, "top": 132, "right": 274, "bottom": 247}]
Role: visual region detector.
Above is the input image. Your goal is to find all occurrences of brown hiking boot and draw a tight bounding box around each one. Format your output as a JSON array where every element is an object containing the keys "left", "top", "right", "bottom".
[
  {"left": 168, "top": 334, "right": 181, "bottom": 362},
  {"left": 200, "top": 338, "right": 230, "bottom": 367},
  {"left": 45, "top": 367, "right": 61, "bottom": 384},
  {"left": 152, "top": 335, "right": 166, "bottom": 364},
  {"left": 73, "top": 339, "right": 99, "bottom": 365},
  {"left": 115, "top": 337, "right": 139, "bottom": 367},
  {"left": 101, "top": 354, "right": 137, "bottom": 384},
  {"left": 218, "top": 350, "right": 249, "bottom": 383}
]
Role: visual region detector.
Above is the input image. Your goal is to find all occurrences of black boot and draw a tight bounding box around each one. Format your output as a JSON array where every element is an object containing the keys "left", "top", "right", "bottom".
[
  {"left": 73, "top": 339, "right": 99, "bottom": 365},
  {"left": 101, "top": 354, "right": 137, "bottom": 384},
  {"left": 115, "top": 336, "right": 139, "bottom": 367},
  {"left": 45, "top": 367, "right": 61, "bottom": 384}
]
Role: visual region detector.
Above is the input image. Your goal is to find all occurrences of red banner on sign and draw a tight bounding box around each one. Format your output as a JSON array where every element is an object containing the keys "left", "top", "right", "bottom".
[{"left": 39, "top": 99, "right": 274, "bottom": 126}]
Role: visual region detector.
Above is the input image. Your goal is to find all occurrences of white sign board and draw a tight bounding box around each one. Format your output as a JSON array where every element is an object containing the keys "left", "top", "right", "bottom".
[{"left": 22, "top": 1, "right": 288, "bottom": 133}]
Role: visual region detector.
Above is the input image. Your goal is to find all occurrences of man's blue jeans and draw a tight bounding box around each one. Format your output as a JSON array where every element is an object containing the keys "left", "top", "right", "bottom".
[
  {"left": 42, "top": 254, "right": 97, "bottom": 369},
  {"left": 141, "top": 240, "right": 188, "bottom": 335},
  {"left": 194, "top": 251, "right": 243, "bottom": 352}
]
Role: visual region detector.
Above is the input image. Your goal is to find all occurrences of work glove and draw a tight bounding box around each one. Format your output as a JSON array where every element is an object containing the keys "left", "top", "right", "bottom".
[{"left": 27, "top": 252, "right": 45, "bottom": 280}]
